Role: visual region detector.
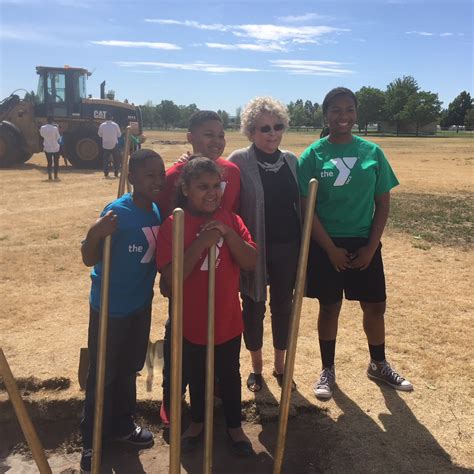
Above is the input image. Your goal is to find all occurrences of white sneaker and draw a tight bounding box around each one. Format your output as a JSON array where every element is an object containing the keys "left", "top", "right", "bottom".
[
  {"left": 367, "top": 360, "right": 413, "bottom": 391},
  {"left": 313, "top": 366, "right": 336, "bottom": 399}
]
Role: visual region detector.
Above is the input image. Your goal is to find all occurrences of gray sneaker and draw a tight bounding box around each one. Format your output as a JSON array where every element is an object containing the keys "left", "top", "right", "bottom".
[
  {"left": 367, "top": 360, "right": 413, "bottom": 391},
  {"left": 313, "top": 366, "right": 336, "bottom": 399}
]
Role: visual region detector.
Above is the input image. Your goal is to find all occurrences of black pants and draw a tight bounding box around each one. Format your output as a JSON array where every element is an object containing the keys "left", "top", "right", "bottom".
[
  {"left": 185, "top": 335, "right": 242, "bottom": 428},
  {"left": 242, "top": 239, "right": 300, "bottom": 351},
  {"left": 45, "top": 152, "right": 60, "bottom": 176},
  {"left": 162, "top": 311, "right": 189, "bottom": 414},
  {"left": 102, "top": 146, "right": 120, "bottom": 176},
  {"left": 80, "top": 305, "right": 151, "bottom": 449}
]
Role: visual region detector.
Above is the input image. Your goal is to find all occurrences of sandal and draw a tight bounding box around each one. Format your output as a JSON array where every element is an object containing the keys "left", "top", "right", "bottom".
[
  {"left": 246, "top": 372, "right": 263, "bottom": 392},
  {"left": 273, "top": 370, "right": 297, "bottom": 391}
]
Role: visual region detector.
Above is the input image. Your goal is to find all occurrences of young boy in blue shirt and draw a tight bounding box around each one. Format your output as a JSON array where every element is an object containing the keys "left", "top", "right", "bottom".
[{"left": 79, "top": 149, "right": 166, "bottom": 473}]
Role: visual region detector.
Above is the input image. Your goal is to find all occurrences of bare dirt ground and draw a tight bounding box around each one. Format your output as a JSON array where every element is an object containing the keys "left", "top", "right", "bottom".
[{"left": 0, "top": 132, "right": 473, "bottom": 473}]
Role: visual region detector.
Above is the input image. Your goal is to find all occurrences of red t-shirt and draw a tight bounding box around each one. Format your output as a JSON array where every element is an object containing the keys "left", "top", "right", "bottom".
[
  {"left": 156, "top": 157, "right": 241, "bottom": 218},
  {"left": 156, "top": 208, "right": 255, "bottom": 345}
]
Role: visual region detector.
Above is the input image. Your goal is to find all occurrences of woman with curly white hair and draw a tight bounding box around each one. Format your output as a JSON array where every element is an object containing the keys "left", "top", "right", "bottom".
[{"left": 228, "top": 97, "right": 301, "bottom": 392}]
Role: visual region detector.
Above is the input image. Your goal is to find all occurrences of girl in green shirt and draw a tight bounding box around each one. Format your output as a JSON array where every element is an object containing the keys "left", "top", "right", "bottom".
[{"left": 297, "top": 87, "right": 413, "bottom": 399}]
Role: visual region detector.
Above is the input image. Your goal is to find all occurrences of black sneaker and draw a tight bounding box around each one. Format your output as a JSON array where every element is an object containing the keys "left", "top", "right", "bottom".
[
  {"left": 80, "top": 448, "right": 92, "bottom": 473},
  {"left": 367, "top": 360, "right": 413, "bottom": 391},
  {"left": 115, "top": 424, "right": 154, "bottom": 448}
]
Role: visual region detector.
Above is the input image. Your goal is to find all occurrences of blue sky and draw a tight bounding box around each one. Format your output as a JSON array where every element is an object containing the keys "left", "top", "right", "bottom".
[{"left": 0, "top": 0, "right": 472, "bottom": 114}]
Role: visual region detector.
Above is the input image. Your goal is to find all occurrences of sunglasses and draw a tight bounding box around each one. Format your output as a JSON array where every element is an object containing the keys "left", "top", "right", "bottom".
[{"left": 259, "top": 123, "right": 285, "bottom": 133}]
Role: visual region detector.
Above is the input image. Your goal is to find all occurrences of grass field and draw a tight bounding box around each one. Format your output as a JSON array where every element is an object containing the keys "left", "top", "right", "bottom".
[{"left": 0, "top": 131, "right": 473, "bottom": 472}]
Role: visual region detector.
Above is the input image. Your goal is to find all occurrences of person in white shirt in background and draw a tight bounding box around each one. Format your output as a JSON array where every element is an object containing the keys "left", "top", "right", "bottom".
[
  {"left": 98, "top": 112, "right": 121, "bottom": 178},
  {"left": 39, "top": 116, "right": 61, "bottom": 181}
]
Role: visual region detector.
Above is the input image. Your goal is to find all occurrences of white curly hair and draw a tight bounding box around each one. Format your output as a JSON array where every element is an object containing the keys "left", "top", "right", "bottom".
[{"left": 240, "top": 96, "right": 290, "bottom": 138}]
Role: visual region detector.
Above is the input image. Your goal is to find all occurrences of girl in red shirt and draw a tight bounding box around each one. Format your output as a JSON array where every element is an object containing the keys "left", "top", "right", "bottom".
[{"left": 156, "top": 157, "right": 257, "bottom": 457}]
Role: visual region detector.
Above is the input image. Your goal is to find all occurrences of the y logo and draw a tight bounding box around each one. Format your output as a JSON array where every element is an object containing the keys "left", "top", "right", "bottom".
[
  {"left": 140, "top": 226, "right": 160, "bottom": 263},
  {"left": 330, "top": 157, "right": 358, "bottom": 186},
  {"left": 200, "top": 236, "right": 224, "bottom": 271}
]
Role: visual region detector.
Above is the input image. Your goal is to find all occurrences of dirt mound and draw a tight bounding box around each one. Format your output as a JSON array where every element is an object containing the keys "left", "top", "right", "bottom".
[
  {"left": 0, "top": 376, "right": 70, "bottom": 394},
  {"left": 151, "top": 139, "right": 188, "bottom": 145}
]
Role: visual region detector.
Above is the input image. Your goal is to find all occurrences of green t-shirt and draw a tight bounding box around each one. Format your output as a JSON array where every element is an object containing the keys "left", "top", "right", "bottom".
[{"left": 297, "top": 135, "right": 399, "bottom": 238}]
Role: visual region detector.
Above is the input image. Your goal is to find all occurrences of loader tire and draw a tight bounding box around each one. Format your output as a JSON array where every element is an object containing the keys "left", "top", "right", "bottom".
[
  {"left": 66, "top": 130, "right": 101, "bottom": 169},
  {"left": 0, "top": 126, "right": 23, "bottom": 168}
]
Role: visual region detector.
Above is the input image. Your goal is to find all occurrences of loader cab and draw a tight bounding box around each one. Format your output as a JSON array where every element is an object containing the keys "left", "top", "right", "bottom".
[{"left": 35, "top": 66, "right": 90, "bottom": 118}]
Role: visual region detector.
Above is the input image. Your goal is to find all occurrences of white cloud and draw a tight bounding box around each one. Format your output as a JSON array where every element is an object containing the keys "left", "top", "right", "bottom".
[
  {"left": 234, "top": 24, "right": 347, "bottom": 42},
  {"left": 205, "top": 42, "right": 286, "bottom": 52},
  {"left": 115, "top": 61, "right": 260, "bottom": 73},
  {"left": 270, "top": 60, "right": 353, "bottom": 76},
  {"left": 277, "top": 13, "right": 328, "bottom": 23},
  {"left": 90, "top": 40, "right": 181, "bottom": 50},
  {"left": 144, "top": 19, "right": 349, "bottom": 45},
  {"left": 407, "top": 31, "right": 461, "bottom": 37},
  {"left": 406, "top": 31, "right": 434, "bottom": 36},
  {"left": 144, "top": 19, "right": 228, "bottom": 32},
  {"left": 116, "top": 59, "right": 353, "bottom": 76},
  {"left": 129, "top": 70, "right": 165, "bottom": 74},
  {"left": 291, "top": 38, "right": 318, "bottom": 44}
]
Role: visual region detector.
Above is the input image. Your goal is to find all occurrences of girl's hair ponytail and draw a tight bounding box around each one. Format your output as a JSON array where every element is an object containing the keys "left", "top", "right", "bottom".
[{"left": 320, "top": 126, "right": 330, "bottom": 138}]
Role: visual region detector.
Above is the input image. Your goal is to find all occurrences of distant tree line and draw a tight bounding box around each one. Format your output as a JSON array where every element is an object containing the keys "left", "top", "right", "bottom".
[
  {"left": 284, "top": 77, "right": 472, "bottom": 135},
  {"left": 138, "top": 77, "right": 472, "bottom": 135},
  {"left": 139, "top": 99, "right": 235, "bottom": 130},
  {"left": 21, "top": 75, "right": 472, "bottom": 134}
]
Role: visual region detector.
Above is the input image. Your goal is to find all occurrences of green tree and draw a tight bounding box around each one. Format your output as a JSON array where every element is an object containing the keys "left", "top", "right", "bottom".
[
  {"left": 464, "top": 108, "right": 474, "bottom": 131},
  {"left": 24, "top": 90, "right": 39, "bottom": 104},
  {"left": 178, "top": 103, "right": 199, "bottom": 128},
  {"left": 217, "top": 109, "right": 230, "bottom": 128},
  {"left": 140, "top": 100, "right": 155, "bottom": 128},
  {"left": 303, "top": 100, "right": 315, "bottom": 126},
  {"left": 439, "top": 109, "right": 449, "bottom": 128},
  {"left": 312, "top": 107, "right": 323, "bottom": 128},
  {"left": 401, "top": 91, "right": 442, "bottom": 136},
  {"left": 384, "top": 76, "right": 419, "bottom": 135},
  {"left": 153, "top": 105, "right": 164, "bottom": 127},
  {"left": 288, "top": 100, "right": 306, "bottom": 127},
  {"left": 446, "top": 91, "right": 473, "bottom": 132},
  {"left": 355, "top": 87, "right": 385, "bottom": 135},
  {"left": 235, "top": 107, "right": 242, "bottom": 127},
  {"left": 157, "top": 100, "right": 180, "bottom": 128}
]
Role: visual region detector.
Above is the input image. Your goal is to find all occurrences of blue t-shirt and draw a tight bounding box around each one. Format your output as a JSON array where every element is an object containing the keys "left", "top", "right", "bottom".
[{"left": 90, "top": 193, "right": 161, "bottom": 317}]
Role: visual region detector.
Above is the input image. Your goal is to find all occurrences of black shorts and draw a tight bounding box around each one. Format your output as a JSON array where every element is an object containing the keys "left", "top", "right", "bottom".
[{"left": 306, "top": 237, "right": 386, "bottom": 305}]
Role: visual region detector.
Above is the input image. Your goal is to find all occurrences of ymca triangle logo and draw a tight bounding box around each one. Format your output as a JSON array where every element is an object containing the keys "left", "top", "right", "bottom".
[
  {"left": 330, "top": 157, "right": 358, "bottom": 186},
  {"left": 140, "top": 226, "right": 160, "bottom": 263},
  {"left": 200, "top": 236, "right": 224, "bottom": 271}
]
